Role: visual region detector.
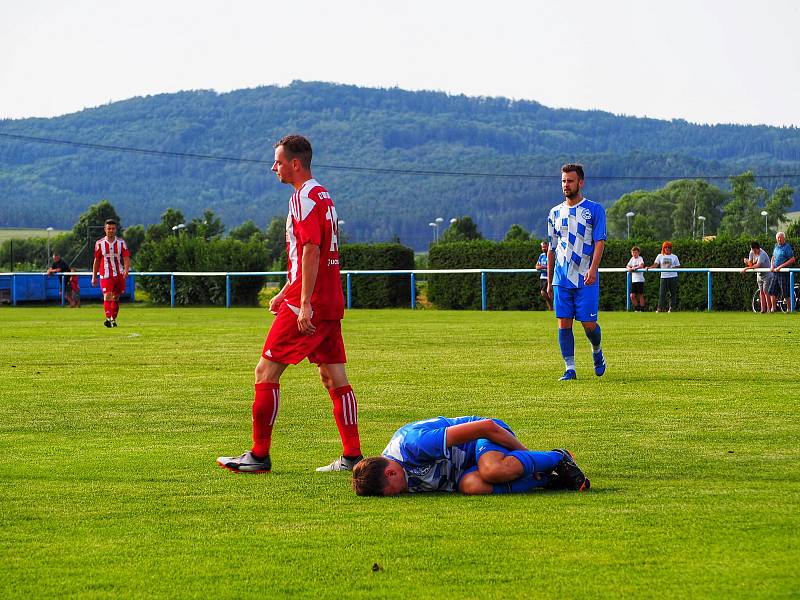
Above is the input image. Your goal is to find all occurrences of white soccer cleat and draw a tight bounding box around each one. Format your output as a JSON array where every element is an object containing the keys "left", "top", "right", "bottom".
[{"left": 315, "top": 455, "right": 362, "bottom": 472}]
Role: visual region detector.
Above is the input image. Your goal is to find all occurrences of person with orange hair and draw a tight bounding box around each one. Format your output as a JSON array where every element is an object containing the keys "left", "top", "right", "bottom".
[{"left": 647, "top": 241, "right": 681, "bottom": 312}]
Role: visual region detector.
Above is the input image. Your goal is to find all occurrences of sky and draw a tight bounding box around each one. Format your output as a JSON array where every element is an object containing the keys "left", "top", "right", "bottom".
[{"left": 1, "top": 0, "right": 799, "bottom": 127}]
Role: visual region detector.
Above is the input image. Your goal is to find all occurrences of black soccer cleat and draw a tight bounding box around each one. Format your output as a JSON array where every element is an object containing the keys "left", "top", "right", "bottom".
[
  {"left": 549, "top": 448, "right": 590, "bottom": 492},
  {"left": 104, "top": 318, "right": 113, "bottom": 328}
]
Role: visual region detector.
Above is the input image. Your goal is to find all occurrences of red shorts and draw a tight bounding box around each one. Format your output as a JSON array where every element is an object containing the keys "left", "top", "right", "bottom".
[
  {"left": 262, "top": 303, "right": 347, "bottom": 365},
  {"left": 100, "top": 275, "right": 126, "bottom": 296}
]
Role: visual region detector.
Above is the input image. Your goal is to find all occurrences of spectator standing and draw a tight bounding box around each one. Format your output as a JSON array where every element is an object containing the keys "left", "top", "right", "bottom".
[
  {"left": 535, "top": 241, "right": 553, "bottom": 311},
  {"left": 46, "top": 253, "right": 72, "bottom": 304},
  {"left": 647, "top": 241, "right": 680, "bottom": 312},
  {"left": 768, "top": 232, "right": 796, "bottom": 312},
  {"left": 742, "top": 241, "right": 772, "bottom": 313},
  {"left": 626, "top": 246, "right": 646, "bottom": 311}
]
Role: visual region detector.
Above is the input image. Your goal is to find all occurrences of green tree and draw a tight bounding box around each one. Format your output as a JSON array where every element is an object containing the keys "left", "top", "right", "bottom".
[
  {"left": 72, "top": 200, "right": 122, "bottom": 239},
  {"left": 503, "top": 224, "right": 530, "bottom": 242},
  {"left": 264, "top": 217, "right": 287, "bottom": 270},
  {"left": 124, "top": 224, "right": 146, "bottom": 257},
  {"left": 765, "top": 185, "right": 794, "bottom": 233},
  {"left": 607, "top": 189, "right": 675, "bottom": 240},
  {"left": 664, "top": 179, "right": 726, "bottom": 238},
  {"left": 440, "top": 216, "right": 482, "bottom": 243},
  {"left": 187, "top": 209, "right": 225, "bottom": 240},
  {"left": 719, "top": 172, "right": 766, "bottom": 238},
  {"left": 229, "top": 220, "right": 265, "bottom": 243},
  {"left": 146, "top": 208, "right": 187, "bottom": 242}
]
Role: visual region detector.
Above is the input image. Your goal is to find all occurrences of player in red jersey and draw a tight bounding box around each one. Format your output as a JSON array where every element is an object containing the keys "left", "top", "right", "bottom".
[
  {"left": 91, "top": 219, "right": 130, "bottom": 327},
  {"left": 217, "top": 134, "right": 363, "bottom": 474}
]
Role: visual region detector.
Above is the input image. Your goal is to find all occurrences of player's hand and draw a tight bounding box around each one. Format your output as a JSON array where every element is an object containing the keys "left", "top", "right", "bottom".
[
  {"left": 268, "top": 293, "right": 284, "bottom": 315},
  {"left": 297, "top": 304, "right": 316, "bottom": 335},
  {"left": 91, "top": 277, "right": 97, "bottom": 287},
  {"left": 546, "top": 284, "right": 553, "bottom": 300},
  {"left": 584, "top": 268, "right": 598, "bottom": 286}
]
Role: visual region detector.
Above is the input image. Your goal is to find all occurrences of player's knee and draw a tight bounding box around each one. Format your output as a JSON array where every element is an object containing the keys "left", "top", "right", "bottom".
[
  {"left": 477, "top": 459, "right": 515, "bottom": 484},
  {"left": 458, "top": 472, "right": 492, "bottom": 495}
]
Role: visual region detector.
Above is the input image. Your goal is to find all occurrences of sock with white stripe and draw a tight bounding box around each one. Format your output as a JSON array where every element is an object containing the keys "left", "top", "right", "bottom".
[
  {"left": 558, "top": 328, "right": 576, "bottom": 371},
  {"left": 330, "top": 385, "right": 362, "bottom": 457},
  {"left": 252, "top": 382, "right": 280, "bottom": 458}
]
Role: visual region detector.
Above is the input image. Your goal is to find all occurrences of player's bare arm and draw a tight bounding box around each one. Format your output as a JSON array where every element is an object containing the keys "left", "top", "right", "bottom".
[
  {"left": 268, "top": 281, "right": 291, "bottom": 315},
  {"left": 445, "top": 420, "right": 528, "bottom": 451},
  {"left": 298, "top": 243, "right": 320, "bottom": 335},
  {"left": 583, "top": 240, "right": 605, "bottom": 286},
  {"left": 546, "top": 247, "right": 556, "bottom": 298},
  {"left": 91, "top": 257, "right": 99, "bottom": 286}
]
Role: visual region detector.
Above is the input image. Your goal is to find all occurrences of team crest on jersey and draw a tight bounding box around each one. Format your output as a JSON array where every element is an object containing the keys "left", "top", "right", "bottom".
[
  {"left": 407, "top": 464, "right": 433, "bottom": 477},
  {"left": 581, "top": 208, "right": 592, "bottom": 222}
]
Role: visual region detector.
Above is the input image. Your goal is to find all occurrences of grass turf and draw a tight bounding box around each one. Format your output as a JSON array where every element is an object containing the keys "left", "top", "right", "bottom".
[{"left": 0, "top": 306, "right": 798, "bottom": 599}]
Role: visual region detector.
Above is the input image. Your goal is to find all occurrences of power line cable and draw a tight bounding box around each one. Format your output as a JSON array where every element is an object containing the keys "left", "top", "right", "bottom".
[{"left": 1, "top": 131, "right": 799, "bottom": 181}]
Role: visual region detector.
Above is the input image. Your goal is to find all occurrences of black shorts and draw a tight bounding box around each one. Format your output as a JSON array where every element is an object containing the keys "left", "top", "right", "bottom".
[
  {"left": 631, "top": 281, "right": 644, "bottom": 294},
  {"left": 539, "top": 279, "right": 548, "bottom": 291}
]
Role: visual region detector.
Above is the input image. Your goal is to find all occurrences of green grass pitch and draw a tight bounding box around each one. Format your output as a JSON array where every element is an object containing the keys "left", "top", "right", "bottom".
[{"left": 1, "top": 306, "right": 798, "bottom": 598}]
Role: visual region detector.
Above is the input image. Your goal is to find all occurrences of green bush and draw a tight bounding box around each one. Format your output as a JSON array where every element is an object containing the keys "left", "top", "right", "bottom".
[
  {"left": 135, "top": 237, "right": 268, "bottom": 305},
  {"left": 427, "top": 236, "right": 795, "bottom": 311},
  {"left": 340, "top": 243, "right": 415, "bottom": 308}
]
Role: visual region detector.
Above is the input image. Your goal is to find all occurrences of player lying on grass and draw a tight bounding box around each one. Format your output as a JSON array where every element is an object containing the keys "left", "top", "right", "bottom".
[{"left": 352, "top": 416, "right": 589, "bottom": 496}]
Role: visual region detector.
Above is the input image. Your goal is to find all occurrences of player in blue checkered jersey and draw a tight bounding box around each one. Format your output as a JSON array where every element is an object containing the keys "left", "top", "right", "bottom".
[
  {"left": 351, "top": 416, "right": 589, "bottom": 496},
  {"left": 547, "top": 164, "right": 607, "bottom": 380}
]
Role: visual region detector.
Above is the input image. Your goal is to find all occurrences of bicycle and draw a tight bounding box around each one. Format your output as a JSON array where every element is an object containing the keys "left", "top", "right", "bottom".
[{"left": 752, "top": 282, "right": 800, "bottom": 313}]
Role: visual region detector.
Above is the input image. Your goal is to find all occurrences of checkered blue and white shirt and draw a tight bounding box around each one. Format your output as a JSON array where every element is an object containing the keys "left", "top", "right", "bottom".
[{"left": 547, "top": 198, "right": 607, "bottom": 288}]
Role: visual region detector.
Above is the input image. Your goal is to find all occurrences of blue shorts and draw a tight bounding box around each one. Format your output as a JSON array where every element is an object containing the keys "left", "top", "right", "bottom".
[{"left": 554, "top": 285, "right": 599, "bottom": 322}]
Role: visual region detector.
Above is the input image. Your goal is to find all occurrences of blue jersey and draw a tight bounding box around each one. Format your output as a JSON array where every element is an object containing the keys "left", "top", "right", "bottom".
[
  {"left": 382, "top": 416, "right": 487, "bottom": 493},
  {"left": 536, "top": 252, "right": 548, "bottom": 279},
  {"left": 773, "top": 242, "right": 794, "bottom": 267},
  {"left": 547, "top": 198, "right": 607, "bottom": 288}
]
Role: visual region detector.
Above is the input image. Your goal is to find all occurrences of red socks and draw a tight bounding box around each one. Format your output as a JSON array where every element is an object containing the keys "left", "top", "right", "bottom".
[
  {"left": 252, "top": 382, "right": 280, "bottom": 457},
  {"left": 103, "top": 301, "right": 119, "bottom": 319},
  {"left": 330, "top": 385, "right": 362, "bottom": 457}
]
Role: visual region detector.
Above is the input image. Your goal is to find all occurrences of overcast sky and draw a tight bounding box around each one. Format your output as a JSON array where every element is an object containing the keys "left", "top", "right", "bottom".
[{"left": 1, "top": 1, "right": 798, "bottom": 126}]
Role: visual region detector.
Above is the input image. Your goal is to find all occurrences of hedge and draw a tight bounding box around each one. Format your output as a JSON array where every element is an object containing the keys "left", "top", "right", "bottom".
[
  {"left": 340, "top": 243, "right": 415, "bottom": 308},
  {"left": 428, "top": 236, "right": 796, "bottom": 311}
]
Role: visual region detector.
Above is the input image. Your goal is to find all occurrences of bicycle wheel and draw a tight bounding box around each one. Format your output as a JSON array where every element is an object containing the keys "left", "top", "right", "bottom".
[{"left": 752, "top": 289, "right": 760, "bottom": 313}]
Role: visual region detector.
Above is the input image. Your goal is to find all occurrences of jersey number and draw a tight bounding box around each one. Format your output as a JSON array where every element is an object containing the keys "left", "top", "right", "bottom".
[{"left": 325, "top": 206, "right": 339, "bottom": 252}]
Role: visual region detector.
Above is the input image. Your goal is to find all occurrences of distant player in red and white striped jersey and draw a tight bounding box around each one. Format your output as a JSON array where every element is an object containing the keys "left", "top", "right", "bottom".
[
  {"left": 91, "top": 219, "right": 130, "bottom": 328},
  {"left": 217, "top": 134, "right": 363, "bottom": 475}
]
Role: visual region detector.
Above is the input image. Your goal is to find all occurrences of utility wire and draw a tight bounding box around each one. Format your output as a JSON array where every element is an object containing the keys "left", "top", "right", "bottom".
[{"left": 1, "top": 131, "right": 799, "bottom": 181}]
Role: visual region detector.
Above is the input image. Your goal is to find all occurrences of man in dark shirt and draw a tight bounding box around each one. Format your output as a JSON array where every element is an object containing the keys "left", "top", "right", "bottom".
[{"left": 46, "top": 253, "right": 72, "bottom": 301}]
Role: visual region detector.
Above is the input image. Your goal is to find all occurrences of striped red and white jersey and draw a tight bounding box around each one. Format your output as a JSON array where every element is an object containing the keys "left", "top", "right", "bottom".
[
  {"left": 94, "top": 237, "right": 130, "bottom": 278},
  {"left": 283, "top": 178, "right": 344, "bottom": 320}
]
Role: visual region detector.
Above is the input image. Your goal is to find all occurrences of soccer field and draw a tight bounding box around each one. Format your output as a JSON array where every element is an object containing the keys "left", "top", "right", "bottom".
[{"left": 1, "top": 307, "right": 798, "bottom": 599}]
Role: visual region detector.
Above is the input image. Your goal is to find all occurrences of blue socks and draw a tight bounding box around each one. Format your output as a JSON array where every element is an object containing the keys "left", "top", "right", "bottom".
[
  {"left": 585, "top": 324, "right": 602, "bottom": 354},
  {"left": 509, "top": 450, "right": 563, "bottom": 477},
  {"left": 492, "top": 475, "right": 550, "bottom": 494},
  {"left": 558, "top": 328, "right": 575, "bottom": 370}
]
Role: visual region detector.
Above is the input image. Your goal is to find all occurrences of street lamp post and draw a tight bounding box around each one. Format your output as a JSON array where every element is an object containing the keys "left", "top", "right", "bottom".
[
  {"left": 172, "top": 223, "right": 186, "bottom": 236},
  {"left": 46, "top": 227, "right": 54, "bottom": 265},
  {"left": 698, "top": 215, "right": 706, "bottom": 239},
  {"left": 428, "top": 222, "right": 437, "bottom": 243},
  {"left": 625, "top": 212, "right": 635, "bottom": 239},
  {"left": 761, "top": 210, "right": 768, "bottom": 235}
]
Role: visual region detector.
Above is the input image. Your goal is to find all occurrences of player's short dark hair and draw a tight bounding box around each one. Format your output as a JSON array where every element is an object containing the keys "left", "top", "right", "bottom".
[
  {"left": 275, "top": 134, "right": 313, "bottom": 169},
  {"left": 751, "top": 241, "right": 761, "bottom": 249},
  {"left": 352, "top": 456, "right": 389, "bottom": 496},
  {"left": 105, "top": 219, "right": 117, "bottom": 226},
  {"left": 561, "top": 163, "right": 585, "bottom": 180}
]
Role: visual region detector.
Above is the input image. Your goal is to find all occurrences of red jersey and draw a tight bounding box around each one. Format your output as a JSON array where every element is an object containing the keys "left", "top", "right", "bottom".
[
  {"left": 94, "top": 237, "right": 130, "bottom": 278},
  {"left": 283, "top": 179, "right": 344, "bottom": 320}
]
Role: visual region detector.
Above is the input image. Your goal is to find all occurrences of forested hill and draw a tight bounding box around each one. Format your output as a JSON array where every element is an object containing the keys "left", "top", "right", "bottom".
[{"left": 1, "top": 80, "right": 799, "bottom": 248}]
